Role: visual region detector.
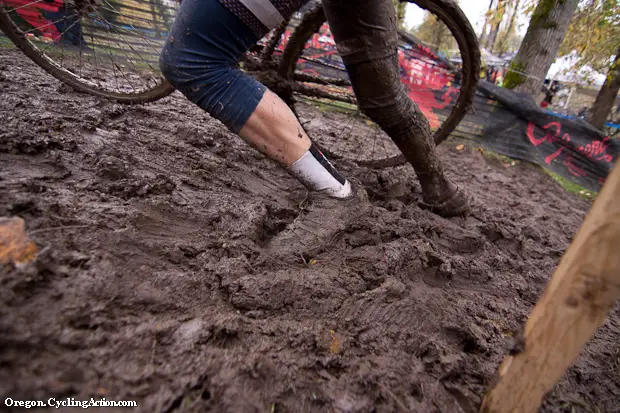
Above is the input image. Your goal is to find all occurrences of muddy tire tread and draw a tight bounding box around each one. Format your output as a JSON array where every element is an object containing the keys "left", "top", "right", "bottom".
[{"left": 0, "top": 9, "right": 175, "bottom": 104}]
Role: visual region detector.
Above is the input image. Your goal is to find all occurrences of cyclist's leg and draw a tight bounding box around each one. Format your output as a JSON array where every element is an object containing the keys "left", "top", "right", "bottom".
[
  {"left": 322, "top": 0, "right": 469, "bottom": 215},
  {"left": 160, "top": 0, "right": 351, "bottom": 198}
]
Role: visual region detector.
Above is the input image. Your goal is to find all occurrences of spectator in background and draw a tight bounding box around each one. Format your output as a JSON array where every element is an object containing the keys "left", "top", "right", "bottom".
[
  {"left": 42, "top": 2, "right": 88, "bottom": 49},
  {"left": 541, "top": 80, "right": 560, "bottom": 109},
  {"left": 495, "top": 72, "right": 504, "bottom": 87}
]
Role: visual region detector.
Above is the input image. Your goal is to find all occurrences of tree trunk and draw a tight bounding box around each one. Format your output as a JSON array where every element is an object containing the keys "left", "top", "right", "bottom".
[
  {"left": 587, "top": 49, "right": 620, "bottom": 131},
  {"left": 393, "top": 0, "right": 406, "bottom": 28},
  {"left": 486, "top": 23, "right": 500, "bottom": 51},
  {"left": 497, "top": 0, "right": 521, "bottom": 54},
  {"left": 431, "top": 18, "right": 449, "bottom": 52},
  {"left": 485, "top": 0, "right": 506, "bottom": 51},
  {"left": 479, "top": 0, "right": 496, "bottom": 45},
  {"left": 504, "top": 0, "right": 580, "bottom": 95}
]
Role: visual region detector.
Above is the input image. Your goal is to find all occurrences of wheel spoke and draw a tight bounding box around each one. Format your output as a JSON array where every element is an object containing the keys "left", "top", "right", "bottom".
[
  {"left": 97, "top": 4, "right": 168, "bottom": 28},
  {"left": 23, "top": 15, "right": 70, "bottom": 34},
  {"left": 90, "top": 8, "right": 158, "bottom": 83},
  {"left": 100, "top": 0, "right": 163, "bottom": 56},
  {"left": 87, "top": 13, "right": 138, "bottom": 93},
  {"left": 87, "top": 30, "right": 102, "bottom": 88},
  {"left": 40, "top": 17, "right": 81, "bottom": 53},
  {"left": 4, "top": 0, "right": 45, "bottom": 12}
]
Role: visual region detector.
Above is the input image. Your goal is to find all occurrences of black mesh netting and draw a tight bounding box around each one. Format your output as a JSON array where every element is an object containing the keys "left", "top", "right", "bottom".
[{"left": 449, "top": 81, "right": 617, "bottom": 192}]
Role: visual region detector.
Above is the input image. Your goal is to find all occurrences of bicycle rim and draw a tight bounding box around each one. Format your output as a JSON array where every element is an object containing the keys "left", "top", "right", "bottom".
[
  {"left": 0, "top": 0, "right": 178, "bottom": 103},
  {"left": 279, "top": 0, "right": 480, "bottom": 168}
]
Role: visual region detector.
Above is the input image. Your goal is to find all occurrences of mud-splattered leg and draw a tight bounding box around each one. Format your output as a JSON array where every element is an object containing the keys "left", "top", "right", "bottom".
[
  {"left": 159, "top": 0, "right": 351, "bottom": 198},
  {"left": 322, "top": 0, "right": 470, "bottom": 216}
]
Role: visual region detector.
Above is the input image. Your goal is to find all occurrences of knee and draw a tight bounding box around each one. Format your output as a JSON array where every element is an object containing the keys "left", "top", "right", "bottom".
[
  {"left": 159, "top": 40, "right": 223, "bottom": 97},
  {"left": 159, "top": 42, "right": 182, "bottom": 88},
  {"left": 158, "top": 40, "right": 265, "bottom": 133}
]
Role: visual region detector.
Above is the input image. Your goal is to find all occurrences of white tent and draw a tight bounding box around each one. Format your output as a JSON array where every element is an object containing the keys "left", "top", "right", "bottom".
[{"left": 547, "top": 51, "right": 607, "bottom": 87}]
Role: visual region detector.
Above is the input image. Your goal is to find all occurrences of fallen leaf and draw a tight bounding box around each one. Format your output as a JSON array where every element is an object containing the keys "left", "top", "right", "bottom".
[
  {"left": 456, "top": 144, "right": 465, "bottom": 151},
  {"left": 329, "top": 330, "right": 341, "bottom": 354},
  {"left": 0, "top": 217, "right": 38, "bottom": 267},
  {"left": 308, "top": 258, "right": 317, "bottom": 265}
]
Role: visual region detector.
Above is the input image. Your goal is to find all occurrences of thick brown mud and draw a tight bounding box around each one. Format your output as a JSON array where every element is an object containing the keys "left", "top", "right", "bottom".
[{"left": 1, "top": 48, "right": 619, "bottom": 413}]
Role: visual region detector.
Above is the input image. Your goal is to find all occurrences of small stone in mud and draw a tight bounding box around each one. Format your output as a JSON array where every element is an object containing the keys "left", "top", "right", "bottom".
[
  {"left": 521, "top": 225, "right": 541, "bottom": 241},
  {"left": 96, "top": 156, "right": 129, "bottom": 180}
]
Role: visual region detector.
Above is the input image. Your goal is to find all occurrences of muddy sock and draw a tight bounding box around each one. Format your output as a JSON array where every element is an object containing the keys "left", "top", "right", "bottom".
[{"left": 288, "top": 145, "right": 352, "bottom": 198}]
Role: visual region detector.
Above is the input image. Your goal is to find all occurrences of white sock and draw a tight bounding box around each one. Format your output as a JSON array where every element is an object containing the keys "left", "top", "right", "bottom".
[{"left": 288, "top": 145, "right": 352, "bottom": 198}]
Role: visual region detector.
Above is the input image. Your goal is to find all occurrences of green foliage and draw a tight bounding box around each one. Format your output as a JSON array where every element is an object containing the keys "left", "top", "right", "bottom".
[
  {"left": 546, "top": 170, "right": 597, "bottom": 200},
  {"left": 561, "top": 0, "right": 620, "bottom": 74},
  {"left": 487, "top": 0, "right": 508, "bottom": 28}
]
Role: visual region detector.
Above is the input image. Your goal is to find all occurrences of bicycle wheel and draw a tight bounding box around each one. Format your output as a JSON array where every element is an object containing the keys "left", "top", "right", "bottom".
[
  {"left": 279, "top": 0, "right": 480, "bottom": 168},
  {"left": 0, "top": 0, "right": 178, "bottom": 103}
]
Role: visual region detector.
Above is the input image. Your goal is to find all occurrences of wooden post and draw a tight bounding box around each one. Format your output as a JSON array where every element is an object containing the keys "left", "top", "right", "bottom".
[
  {"left": 481, "top": 162, "right": 620, "bottom": 413},
  {"left": 563, "top": 85, "right": 576, "bottom": 110}
]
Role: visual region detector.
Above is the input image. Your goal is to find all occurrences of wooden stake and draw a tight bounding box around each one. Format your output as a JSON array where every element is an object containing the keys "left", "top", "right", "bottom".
[{"left": 481, "top": 162, "right": 620, "bottom": 413}]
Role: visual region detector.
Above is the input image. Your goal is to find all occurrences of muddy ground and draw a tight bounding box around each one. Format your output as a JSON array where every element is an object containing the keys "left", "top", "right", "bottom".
[{"left": 1, "top": 48, "right": 619, "bottom": 413}]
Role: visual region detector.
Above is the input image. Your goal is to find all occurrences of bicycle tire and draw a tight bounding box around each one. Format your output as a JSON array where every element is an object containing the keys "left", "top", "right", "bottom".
[
  {"left": 279, "top": 0, "right": 480, "bottom": 168},
  {"left": 0, "top": 2, "right": 176, "bottom": 104}
]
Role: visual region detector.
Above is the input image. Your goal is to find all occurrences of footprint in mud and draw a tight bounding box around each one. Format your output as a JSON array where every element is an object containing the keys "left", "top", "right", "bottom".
[
  {"left": 422, "top": 252, "right": 455, "bottom": 288},
  {"left": 256, "top": 204, "right": 299, "bottom": 246},
  {"left": 131, "top": 203, "right": 211, "bottom": 238},
  {"left": 442, "top": 324, "right": 488, "bottom": 354},
  {"left": 479, "top": 224, "right": 523, "bottom": 258},
  {"left": 427, "top": 221, "right": 486, "bottom": 254},
  {"left": 1, "top": 154, "right": 70, "bottom": 182},
  {"left": 421, "top": 252, "right": 495, "bottom": 293},
  {"left": 228, "top": 267, "right": 353, "bottom": 313}
]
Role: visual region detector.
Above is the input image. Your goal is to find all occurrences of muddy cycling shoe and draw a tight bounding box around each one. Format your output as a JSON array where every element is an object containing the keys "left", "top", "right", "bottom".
[
  {"left": 419, "top": 184, "right": 470, "bottom": 217},
  {"left": 265, "top": 182, "right": 370, "bottom": 259}
]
